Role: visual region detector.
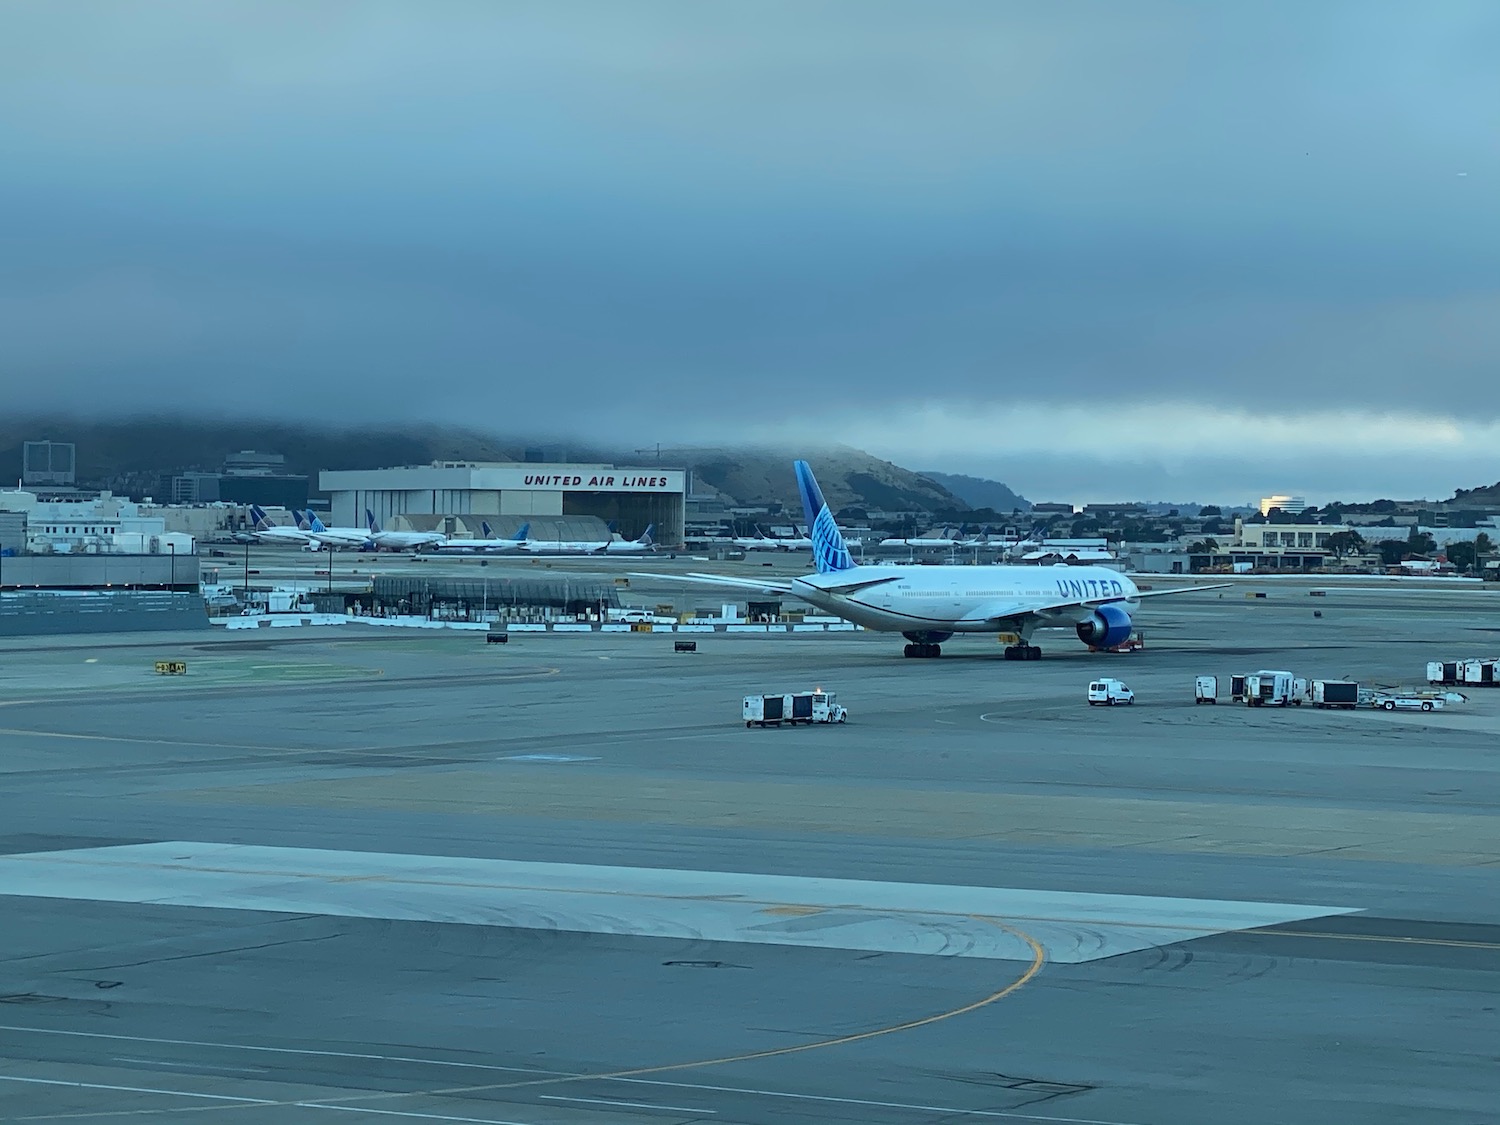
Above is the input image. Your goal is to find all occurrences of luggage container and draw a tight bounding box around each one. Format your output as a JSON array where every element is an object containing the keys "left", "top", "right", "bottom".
[
  {"left": 743, "top": 694, "right": 788, "bottom": 727},
  {"left": 1427, "top": 661, "right": 1460, "bottom": 685},
  {"left": 1460, "top": 659, "right": 1498, "bottom": 686},
  {"left": 1194, "top": 675, "right": 1218, "bottom": 704},
  {"left": 1313, "top": 680, "right": 1359, "bottom": 709},
  {"left": 1245, "top": 670, "right": 1297, "bottom": 707}
]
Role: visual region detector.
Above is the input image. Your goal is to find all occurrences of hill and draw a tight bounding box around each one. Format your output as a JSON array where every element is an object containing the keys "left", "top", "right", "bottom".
[
  {"left": 594, "top": 444, "right": 963, "bottom": 514},
  {"left": 918, "top": 471, "right": 1030, "bottom": 513},
  {"left": 0, "top": 418, "right": 963, "bottom": 513}
]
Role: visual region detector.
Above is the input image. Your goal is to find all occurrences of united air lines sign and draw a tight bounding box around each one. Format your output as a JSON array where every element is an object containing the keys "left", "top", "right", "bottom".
[
  {"left": 319, "top": 465, "right": 686, "bottom": 494},
  {"left": 520, "top": 472, "right": 677, "bottom": 491}
]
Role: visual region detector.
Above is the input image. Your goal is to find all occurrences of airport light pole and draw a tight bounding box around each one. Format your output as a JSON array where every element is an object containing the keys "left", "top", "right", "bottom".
[
  {"left": 243, "top": 539, "right": 250, "bottom": 594},
  {"left": 169, "top": 542, "right": 176, "bottom": 589}
]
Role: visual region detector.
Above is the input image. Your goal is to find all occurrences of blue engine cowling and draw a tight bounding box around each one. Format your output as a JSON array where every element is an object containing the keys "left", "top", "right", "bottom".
[{"left": 1076, "top": 603, "right": 1133, "bottom": 649}]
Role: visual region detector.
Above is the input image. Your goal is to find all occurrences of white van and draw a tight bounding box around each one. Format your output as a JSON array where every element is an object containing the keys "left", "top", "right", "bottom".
[{"left": 1088, "top": 679, "right": 1134, "bottom": 706}]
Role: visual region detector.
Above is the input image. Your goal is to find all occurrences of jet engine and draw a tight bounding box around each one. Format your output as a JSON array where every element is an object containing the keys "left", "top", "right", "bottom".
[{"left": 1075, "top": 604, "right": 1133, "bottom": 649}]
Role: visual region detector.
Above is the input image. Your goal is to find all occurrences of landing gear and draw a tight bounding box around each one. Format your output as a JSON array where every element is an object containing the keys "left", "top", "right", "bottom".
[
  {"left": 1003, "top": 645, "right": 1042, "bottom": 661},
  {"left": 903, "top": 643, "right": 942, "bottom": 658}
]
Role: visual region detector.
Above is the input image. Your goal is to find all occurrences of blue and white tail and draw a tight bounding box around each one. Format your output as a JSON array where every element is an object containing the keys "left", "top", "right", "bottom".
[
  {"left": 305, "top": 510, "right": 326, "bottom": 533},
  {"left": 513, "top": 522, "right": 530, "bottom": 541},
  {"left": 250, "top": 504, "right": 271, "bottom": 531},
  {"left": 794, "top": 460, "right": 856, "bottom": 574},
  {"left": 479, "top": 521, "right": 494, "bottom": 538},
  {"left": 638, "top": 524, "right": 654, "bottom": 545},
  {"left": 366, "top": 509, "right": 382, "bottom": 535}
]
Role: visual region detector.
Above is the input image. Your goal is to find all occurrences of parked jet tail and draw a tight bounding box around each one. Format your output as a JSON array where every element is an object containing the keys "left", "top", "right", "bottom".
[
  {"left": 639, "top": 523, "right": 654, "bottom": 544},
  {"left": 305, "top": 510, "right": 327, "bottom": 533},
  {"left": 793, "top": 460, "right": 856, "bottom": 574},
  {"left": 250, "top": 504, "right": 270, "bottom": 530},
  {"left": 513, "top": 523, "right": 530, "bottom": 541},
  {"left": 479, "top": 521, "right": 493, "bottom": 539},
  {"left": 366, "top": 509, "right": 382, "bottom": 534}
]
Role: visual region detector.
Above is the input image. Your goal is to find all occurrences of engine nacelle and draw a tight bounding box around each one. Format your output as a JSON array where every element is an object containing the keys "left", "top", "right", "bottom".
[{"left": 1076, "top": 603, "right": 1133, "bottom": 649}]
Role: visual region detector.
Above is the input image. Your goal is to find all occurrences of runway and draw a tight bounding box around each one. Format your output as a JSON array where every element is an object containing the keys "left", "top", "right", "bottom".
[{"left": 0, "top": 581, "right": 1497, "bottom": 1123}]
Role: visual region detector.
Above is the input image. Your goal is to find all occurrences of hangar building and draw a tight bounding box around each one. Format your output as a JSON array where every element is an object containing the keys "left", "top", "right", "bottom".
[{"left": 319, "top": 463, "right": 686, "bottom": 546}]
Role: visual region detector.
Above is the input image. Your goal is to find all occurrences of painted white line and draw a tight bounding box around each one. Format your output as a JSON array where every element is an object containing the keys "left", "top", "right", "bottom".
[
  {"left": 0, "top": 1024, "right": 1140, "bottom": 1124},
  {"left": 112, "top": 1056, "right": 268, "bottom": 1075},
  {"left": 0, "top": 1073, "right": 273, "bottom": 1104},
  {"left": 541, "top": 1094, "right": 715, "bottom": 1114},
  {"left": 614, "top": 1076, "right": 1143, "bottom": 1123},
  {"left": 300, "top": 1106, "right": 539, "bottom": 1124},
  {"left": 0, "top": 1024, "right": 559, "bottom": 1076}
]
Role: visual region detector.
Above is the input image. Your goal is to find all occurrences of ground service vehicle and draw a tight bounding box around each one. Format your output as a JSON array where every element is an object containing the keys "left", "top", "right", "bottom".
[
  {"left": 1195, "top": 675, "right": 1218, "bottom": 704},
  {"left": 1246, "top": 670, "right": 1301, "bottom": 707},
  {"left": 1230, "top": 674, "right": 1248, "bottom": 702},
  {"left": 1088, "top": 679, "right": 1134, "bottom": 706},
  {"left": 1373, "top": 693, "right": 1442, "bottom": 712},
  {"left": 1313, "top": 680, "right": 1359, "bottom": 709},
  {"left": 743, "top": 691, "right": 848, "bottom": 727}
]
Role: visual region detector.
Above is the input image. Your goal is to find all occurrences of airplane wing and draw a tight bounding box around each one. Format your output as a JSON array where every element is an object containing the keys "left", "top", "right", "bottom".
[
  {"left": 629, "top": 571, "right": 797, "bottom": 595},
  {"left": 957, "top": 582, "right": 1232, "bottom": 627}
]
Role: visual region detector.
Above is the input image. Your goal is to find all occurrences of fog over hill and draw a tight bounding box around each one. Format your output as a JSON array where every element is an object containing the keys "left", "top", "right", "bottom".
[
  {"left": 0, "top": 418, "right": 961, "bottom": 514},
  {"left": 918, "top": 471, "right": 1030, "bottom": 513}
]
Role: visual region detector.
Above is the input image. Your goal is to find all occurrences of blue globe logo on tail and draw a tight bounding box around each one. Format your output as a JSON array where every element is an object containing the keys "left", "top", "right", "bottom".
[{"left": 794, "top": 460, "right": 856, "bottom": 574}]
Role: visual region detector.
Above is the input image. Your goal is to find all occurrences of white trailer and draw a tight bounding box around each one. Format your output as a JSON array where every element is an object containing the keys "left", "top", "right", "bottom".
[
  {"left": 1245, "top": 670, "right": 1299, "bottom": 707},
  {"left": 1194, "top": 675, "right": 1218, "bottom": 704},
  {"left": 1312, "top": 680, "right": 1359, "bottom": 709},
  {"left": 1460, "top": 659, "right": 1498, "bottom": 687},
  {"left": 1427, "top": 661, "right": 1461, "bottom": 686}
]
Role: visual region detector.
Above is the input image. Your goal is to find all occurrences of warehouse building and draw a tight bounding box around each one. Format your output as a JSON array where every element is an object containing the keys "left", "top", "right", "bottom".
[{"left": 320, "top": 463, "right": 686, "bottom": 546}]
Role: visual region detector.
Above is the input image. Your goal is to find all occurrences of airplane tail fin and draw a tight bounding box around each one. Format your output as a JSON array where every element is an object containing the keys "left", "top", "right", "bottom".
[
  {"left": 639, "top": 524, "right": 654, "bottom": 544},
  {"left": 250, "top": 504, "right": 269, "bottom": 530},
  {"left": 366, "top": 509, "right": 381, "bottom": 534},
  {"left": 793, "top": 460, "right": 856, "bottom": 574},
  {"left": 306, "top": 511, "right": 326, "bottom": 533},
  {"left": 513, "top": 522, "right": 530, "bottom": 541}
]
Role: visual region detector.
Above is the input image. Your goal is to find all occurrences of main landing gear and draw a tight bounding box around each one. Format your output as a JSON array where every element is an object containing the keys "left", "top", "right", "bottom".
[
  {"left": 1003, "top": 645, "right": 1042, "bottom": 661},
  {"left": 904, "top": 643, "right": 942, "bottom": 658}
]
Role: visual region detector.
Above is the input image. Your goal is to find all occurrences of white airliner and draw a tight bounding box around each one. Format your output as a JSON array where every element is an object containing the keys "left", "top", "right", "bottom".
[
  {"left": 644, "top": 460, "right": 1228, "bottom": 659},
  {"left": 604, "top": 525, "right": 656, "bottom": 554},
  {"left": 878, "top": 530, "right": 964, "bottom": 549},
  {"left": 249, "top": 506, "right": 317, "bottom": 546},
  {"left": 364, "top": 510, "right": 447, "bottom": 551},
  {"left": 436, "top": 521, "right": 531, "bottom": 554},
  {"left": 304, "top": 511, "right": 372, "bottom": 550}
]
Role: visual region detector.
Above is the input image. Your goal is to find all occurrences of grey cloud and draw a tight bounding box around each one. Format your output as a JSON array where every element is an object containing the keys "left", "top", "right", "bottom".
[{"left": 1, "top": 2, "right": 1497, "bottom": 497}]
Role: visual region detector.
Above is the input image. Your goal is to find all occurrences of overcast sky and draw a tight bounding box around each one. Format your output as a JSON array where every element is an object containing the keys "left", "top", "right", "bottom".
[{"left": 1, "top": 2, "right": 1496, "bottom": 504}]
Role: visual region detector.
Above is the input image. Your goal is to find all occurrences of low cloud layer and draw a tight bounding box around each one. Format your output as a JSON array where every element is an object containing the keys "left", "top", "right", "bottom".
[{"left": 1, "top": 2, "right": 1496, "bottom": 502}]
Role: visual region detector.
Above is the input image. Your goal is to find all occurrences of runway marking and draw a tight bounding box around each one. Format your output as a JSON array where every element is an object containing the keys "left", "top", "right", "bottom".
[
  {"left": 1253, "top": 927, "right": 1500, "bottom": 951},
  {"left": 0, "top": 843, "right": 1358, "bottom": 965},
  {"left": 540, "top": 1093, "right": 714, "bottom": 1113},
  {"left": 0, "top": 1073, "right": 273, "bottom": 1104},
  {"left": 297, "top": 1107, "right": 539, "bottom": 1124},
  {"left": 0, "top": 924, "right": 1048, "bottom": 1122}
]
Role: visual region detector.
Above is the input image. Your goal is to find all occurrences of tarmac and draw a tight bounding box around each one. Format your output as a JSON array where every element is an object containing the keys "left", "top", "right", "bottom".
[{"left": 0, "top": 571, "right": 1498, "bottom": 1124}]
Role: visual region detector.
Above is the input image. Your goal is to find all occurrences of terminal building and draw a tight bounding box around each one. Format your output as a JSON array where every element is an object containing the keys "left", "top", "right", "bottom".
[{"left": 319, "top": 463, "right": 686, "bottom": 546}]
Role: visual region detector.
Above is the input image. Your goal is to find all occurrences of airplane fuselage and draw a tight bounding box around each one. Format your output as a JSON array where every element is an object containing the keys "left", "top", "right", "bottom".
[{"left": 791, "top": 564, "right": 1140, "bottom": 635}]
